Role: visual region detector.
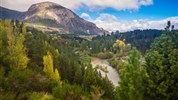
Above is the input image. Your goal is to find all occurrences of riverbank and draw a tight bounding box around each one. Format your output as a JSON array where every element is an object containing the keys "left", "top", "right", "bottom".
[{"left": 91, "top": 57, "right": 120, "bottom": 87}]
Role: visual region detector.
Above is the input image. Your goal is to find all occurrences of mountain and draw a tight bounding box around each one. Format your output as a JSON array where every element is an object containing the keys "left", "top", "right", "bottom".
[
  {"left": 0, "top": 2, "right": 108, "bottom": 35},
  {"left": 0, "top": 7, "right": 24, "bottom": 20}
]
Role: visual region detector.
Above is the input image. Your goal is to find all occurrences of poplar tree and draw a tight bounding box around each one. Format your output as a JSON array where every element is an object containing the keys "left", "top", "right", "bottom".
[
  {"left": 1, "top": 20, "right": 29, "bottom": 70},
  {"left": 21, "top": 22, "right": 26, "bottom": 33},
  {"left": 113, "top": 39, "right": 125, "bottom": 54},
  {"left": 7, "top": 33, "right": 29, "bottom": 70},
  {"left": 43, "top": 52, "right": 60, "bottom": 82}
]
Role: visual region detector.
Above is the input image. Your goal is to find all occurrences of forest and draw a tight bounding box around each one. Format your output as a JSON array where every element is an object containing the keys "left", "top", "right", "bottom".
[{"left": 0, "top": 19, "right": 178, "bottom": 100}]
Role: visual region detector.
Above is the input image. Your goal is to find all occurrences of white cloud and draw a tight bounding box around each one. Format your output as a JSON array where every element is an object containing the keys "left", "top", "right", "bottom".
[
  {"left": 1, "top": 0, "right": 177, "bottom": 32},
  {"left": 0, "top": 0, "right": 153, "bottom": 11},
  {"left": 96, "top": 14, "right": 118, "bottom": 22},
  {"left": 80, "top": 13, "right": 91, "bottom": 20},
  {"left": 90, "top": 14, "right": 178, "bottom": 32},
  {"left": 139, "top": 0, "right": 153, "bottom": 6}
]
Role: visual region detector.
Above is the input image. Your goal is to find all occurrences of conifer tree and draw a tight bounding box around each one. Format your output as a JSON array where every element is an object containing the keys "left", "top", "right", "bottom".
[
  {"left": 74, "top": 66, "right": 82, "bottom": 84},
  {"left": 145, "top": 32, "right": 178, "bottom": 99},
  {"left": 91, "top": 86, "right": 105, "bottom": 100},
  {"left": 116, "top": 48, "right": 147, "bottom": 100}
]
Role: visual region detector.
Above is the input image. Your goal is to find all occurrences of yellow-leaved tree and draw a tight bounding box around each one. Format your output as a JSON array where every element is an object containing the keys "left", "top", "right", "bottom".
[
  {"left": 113, "top": 40, "right": 125, "bottom": 47},
  {"left": 21, "top": 22, "right": 26, "bottom": 33},
  {"left": 113, "top": 39, "right": 125, "bottom": 54},
  {"left": 43, "top": 52, "right": 60, "bottom": 82},
  {"left": 5, "top": 20, "right": 29, "bottom": 70}
]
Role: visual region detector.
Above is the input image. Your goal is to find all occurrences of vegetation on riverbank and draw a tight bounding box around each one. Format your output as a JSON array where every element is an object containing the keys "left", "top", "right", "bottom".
[{"left": 0, "top": 19, "right": 177, "bottom": 99}]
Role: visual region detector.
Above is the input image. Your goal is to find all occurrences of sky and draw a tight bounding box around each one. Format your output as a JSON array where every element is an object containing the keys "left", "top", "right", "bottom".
[{"left": 0, "top": 0, "right": 178, "bottom": 32}]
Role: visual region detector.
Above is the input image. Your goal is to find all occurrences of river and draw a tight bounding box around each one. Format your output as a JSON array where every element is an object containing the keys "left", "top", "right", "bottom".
[{"left": 91, "top": 57, "right": 120, "bottom": 87}]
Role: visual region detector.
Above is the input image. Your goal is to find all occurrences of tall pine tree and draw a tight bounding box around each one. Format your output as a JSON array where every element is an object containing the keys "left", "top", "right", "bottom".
[{"left": 116, "top": 48, "right": 147, "bottom": 100}]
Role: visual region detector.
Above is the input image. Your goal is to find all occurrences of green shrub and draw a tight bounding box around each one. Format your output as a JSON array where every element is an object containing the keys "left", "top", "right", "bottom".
[
  {"left": 94, "top": 52, "right": 114, "bottom": 59},
  {"left": 28, "top": 92, "right": 54, "bottom": 100},
  {"left": 53, "top": 83, "right": 87, "bottom": 99},
  {"left": 108, "top": 56, "right": 125, "bottom": 73}
]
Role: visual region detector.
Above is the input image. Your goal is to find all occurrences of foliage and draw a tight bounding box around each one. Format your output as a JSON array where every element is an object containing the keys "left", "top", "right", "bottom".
[
  {"left": 91, "top": 86, "right": 105, "bottom": 100},
  {"left": 120, "top": 29, "right": 163, "bottom": 53},
  {"left": 0, "top": 19, "right": 29, "bottom": 71},
  {"left": 113, "top": 39, "right": 125, "bottom": 48},
  {"left": 28, "top": 92, "right": 54, "bottom": 100},
  {"left": 21, "top": 22, "right": 26, "bottom": 33},
  {"left": 1, "top": 18, "right": 177, "bottom": 100},
  {"left": 0, "top": 19, "right": 115, "bottom": 99},
  {"left": 6, "top": 33, "right": 29, "bottom": 70},
  {"left": 93, "top": 52, "right": 114, "bottom": 59},
  {"left": 115, "top": 48, "right": 148, "bottom": 100},
  {"left": 108, "top": 56, "right": 125, "bottom": 73},
  {"left": 145, "top": 31, "right": 178, "bottom": 99},
  {"left": 53, "top": 83, "right": 88, "bottom": 100},
  {"left": 43, "top": 52, "right": 60, "bottom": 82}
]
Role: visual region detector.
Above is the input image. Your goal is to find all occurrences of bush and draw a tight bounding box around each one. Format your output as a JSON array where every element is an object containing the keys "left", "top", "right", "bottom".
[
  {"left": 93, "top": 52, "right": 114, "bottom": 59},
  {"left": 28, "top": 92, "right": 54, "bottom": 100},
  {"left": 108, "top": 56, "right": 125, "bottom": 73},
  {"left": 53, "top": 83, "right": 88, "bottom": 99},
  {"left": 6, "top": 69, "right": 57, "bottom": 93}
]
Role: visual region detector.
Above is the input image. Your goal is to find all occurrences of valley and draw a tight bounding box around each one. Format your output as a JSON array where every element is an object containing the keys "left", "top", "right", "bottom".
[{"left": 0, "top": 1, "right": 178, "bottom": 100}]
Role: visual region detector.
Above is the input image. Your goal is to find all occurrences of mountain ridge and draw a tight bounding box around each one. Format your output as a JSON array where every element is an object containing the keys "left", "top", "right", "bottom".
[
  {"left": 0, "top": 6, "right": 24, "bottom": 20},
  {"left": 0, "top": 2, "right": 108, "bottom": 35}
]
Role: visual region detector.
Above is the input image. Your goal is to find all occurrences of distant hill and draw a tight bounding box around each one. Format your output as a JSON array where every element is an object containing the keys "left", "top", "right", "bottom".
[
  {"left": 0, "top": 7, "right": 24, "bottom": 20},
  {"left": 0, "top": 2, "right": 108, "bottom": 35},
  {"left": 120, "top": 29, "right": 163, "bottom": 53}
]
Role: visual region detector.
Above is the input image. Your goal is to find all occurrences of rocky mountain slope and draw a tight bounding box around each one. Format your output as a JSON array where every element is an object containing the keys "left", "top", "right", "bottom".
[{"left": 0, "top": 2, "right": 108, "bottom": 35}]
